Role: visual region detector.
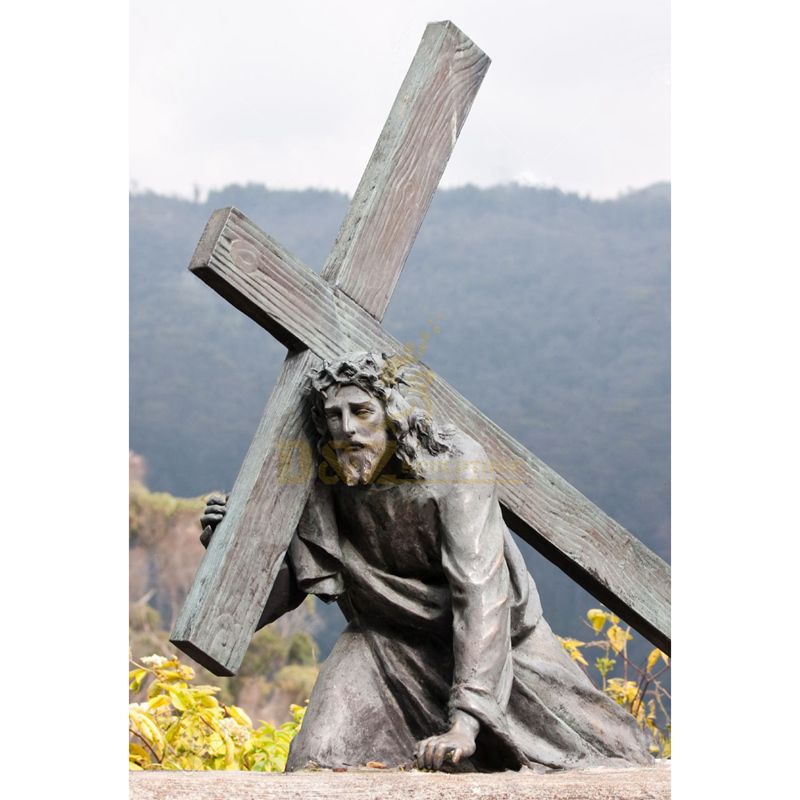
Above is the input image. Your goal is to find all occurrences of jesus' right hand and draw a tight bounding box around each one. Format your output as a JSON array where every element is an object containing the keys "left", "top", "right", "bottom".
[
  {"left": 199, "top": 494, "right": 228, "bottom": 548},
  {"left": 414, "top": 712, "right": 479, "bottom": 770}
]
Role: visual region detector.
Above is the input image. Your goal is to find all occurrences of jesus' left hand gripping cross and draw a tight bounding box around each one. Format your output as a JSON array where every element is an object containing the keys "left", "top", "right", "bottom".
[{"left": 170, "top": 22, "right": 492, "bottom": 675}]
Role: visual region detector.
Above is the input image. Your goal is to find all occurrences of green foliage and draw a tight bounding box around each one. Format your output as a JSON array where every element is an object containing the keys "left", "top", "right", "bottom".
[
  {"left": 129, "top": 602, "right": 163, "bottom": 633},
  {"left": 129, "top": 481, "right": 205, "bottom": 545},
  {"left": 237, "top": 628, "right": 290, "bottom": 677},
  {"left": 129, "top": 627, "right": 237, "bottom": 708},
  {"left": 229, "top": 627, "right": 320, "bottom": 709},
  {"left": 273, "top": 665, "right": 318, "bottom": 701},
  {"left": 130, "top": 615, "right": 320, "bottom": 716},
  {"left": 130, "top": 184, "right": 670, "bottom": 654},
  {"left": 129, "top": 654, "right": 306, "bottom": 771},
  {"left": 558, "top": 609, "right": 671, "bottom": 758},
  {"left": 130, "top": 183, "right": 670, "bottom": 653},
  {"left": 286, "top": 632, "right": 317, "bottom": 666}
]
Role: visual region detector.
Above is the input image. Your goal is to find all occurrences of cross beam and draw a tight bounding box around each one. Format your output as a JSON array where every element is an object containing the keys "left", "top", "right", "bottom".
[
  {"left": 171, "top": 21, "right": 670, "bottom": 677},
  {"left": 171, "top": 21, "right": 492, "bottom": 675},
  {"left": 189, "top": 205, "right": 671, "bottom": 650}
]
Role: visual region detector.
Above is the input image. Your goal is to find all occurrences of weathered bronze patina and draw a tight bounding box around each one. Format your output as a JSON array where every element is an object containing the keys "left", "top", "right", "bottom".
[
  {"left": 201, "top": 353, "right": 651, "bottom": 771},
  {"left": 173, "top": 19, "right": 669, "bottom": 773},
  {"left": 171, "top": 22, "right": 669, "bottom": 685}
]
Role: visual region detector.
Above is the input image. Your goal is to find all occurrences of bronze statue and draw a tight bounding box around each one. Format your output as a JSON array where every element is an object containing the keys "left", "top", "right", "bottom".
[{"left": 201, "top": 352, "right": 651, "bottom": 772}]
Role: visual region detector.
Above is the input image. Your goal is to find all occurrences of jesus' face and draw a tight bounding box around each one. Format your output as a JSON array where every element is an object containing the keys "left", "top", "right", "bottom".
[{"left": 322, "top": 384, "right": 390, "bottom": 486}]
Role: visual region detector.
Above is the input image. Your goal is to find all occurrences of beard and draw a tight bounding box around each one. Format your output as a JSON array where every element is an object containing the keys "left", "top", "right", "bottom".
[{"left": 332, "top": 443, "right": 385, "bottom": 486}]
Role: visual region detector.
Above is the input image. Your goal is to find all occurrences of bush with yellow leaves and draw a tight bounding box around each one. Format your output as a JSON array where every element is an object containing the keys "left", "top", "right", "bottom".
[
  {"left": 558, "top": 610, "right": 671, "bottom": 758},
  {"left": 129, "top": 654, "right": 306, "bottom": 771}
]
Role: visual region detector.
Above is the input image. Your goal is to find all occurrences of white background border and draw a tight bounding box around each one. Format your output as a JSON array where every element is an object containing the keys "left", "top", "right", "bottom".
[{"left": 2, "top": 1, "right": 798, "bottom": 796}]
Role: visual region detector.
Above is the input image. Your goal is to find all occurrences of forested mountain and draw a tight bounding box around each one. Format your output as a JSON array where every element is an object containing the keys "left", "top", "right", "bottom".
[{"left": 130, "top": 182, "right": 669, "bottom": 651}]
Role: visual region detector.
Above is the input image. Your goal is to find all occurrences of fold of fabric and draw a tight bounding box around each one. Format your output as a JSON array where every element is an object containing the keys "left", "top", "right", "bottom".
[{"left": 285, "top": 435, "right": 651, "bottom": 771}]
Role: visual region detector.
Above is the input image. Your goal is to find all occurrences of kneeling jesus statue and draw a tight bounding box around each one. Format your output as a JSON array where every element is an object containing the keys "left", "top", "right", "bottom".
[{"left": 201, "top": 351, "right": 651, "bottom": 771}]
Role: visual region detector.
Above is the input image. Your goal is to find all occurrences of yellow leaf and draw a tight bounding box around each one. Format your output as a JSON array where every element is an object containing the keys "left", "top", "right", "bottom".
[
  {"left": 129, "top": 669, "right": 148, "bottom": 692},
  {"left": 607, "top": 625, "right": 633, "bottom": 654},
  {"left": 199, "top": 708, "right": 223, "bottom": 732},
  {"left": 646, "top": 648, "right": 661, "bottom": 673},
  {"left": 148, "top": 695, "right": 171, "bottom": 712},
  {"left": 129, "top": 743, "right": 151, "bottom": 768},
  {"left": 220, "top": 729, "right": 237, "bottom": 769},
  {"left": 165, "top": 719, "right": 182, "bottom": 743},
  {"left": 180, "top": 754, "right": 205, "bottom": 770},
  {"left": 256, "top": 722, "right": 275, "bottom": 737},
  {"left": 605, "top": 678, "right": 640, "bottom": 710},
  {"left": 557, "top": 637, "right": 588, "bottom": 666},
  {"left": 227, "top": 705, "right": 253, "bottom": 728},
  {"left": 129, "top": 707, "right": 166, "bottom": 760},
  {"left": 168, "top": 688, "right": 192, "bottom": 711},
  {"left": 587, "top": 609, "right": 607, "bottom": 633},
  {"left": 193, "top": 684, "right": 222, "bottom": 696}
]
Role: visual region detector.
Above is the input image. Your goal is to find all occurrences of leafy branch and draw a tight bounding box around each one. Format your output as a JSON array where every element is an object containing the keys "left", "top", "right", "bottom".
[
  {"left": 558, "top": 609, "right": 671, "bottom": 757},
  {"left": 128, "top": 653, "right": 306, "bottom": 771}
]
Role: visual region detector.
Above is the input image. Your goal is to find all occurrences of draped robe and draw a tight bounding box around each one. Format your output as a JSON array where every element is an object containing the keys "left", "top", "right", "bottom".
[{"left": 283, "top": 431, "right": 651, "bottom": 771}]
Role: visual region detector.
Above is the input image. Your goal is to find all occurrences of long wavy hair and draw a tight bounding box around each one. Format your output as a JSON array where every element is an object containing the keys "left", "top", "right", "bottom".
[{"left": 307, "top": 351, "right": 455, "bottom": 479}]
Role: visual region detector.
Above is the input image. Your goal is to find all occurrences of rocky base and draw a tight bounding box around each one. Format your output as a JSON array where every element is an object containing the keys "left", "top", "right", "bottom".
[{"left": 130, "top": 761, "right": 670, "bottom": 800}]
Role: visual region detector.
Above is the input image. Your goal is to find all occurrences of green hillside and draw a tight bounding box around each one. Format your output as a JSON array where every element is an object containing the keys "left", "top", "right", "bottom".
[{"left": 129, "top": 182, "right": 669, "bottom": 649}]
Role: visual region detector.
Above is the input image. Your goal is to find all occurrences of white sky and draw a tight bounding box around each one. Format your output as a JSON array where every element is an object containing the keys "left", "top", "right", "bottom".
[{"left": 130, "top": 0, "right": 669, "bottom": 199}]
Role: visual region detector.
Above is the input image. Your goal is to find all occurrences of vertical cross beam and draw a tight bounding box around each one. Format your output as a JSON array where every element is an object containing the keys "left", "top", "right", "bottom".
[{"left": 171, "top": 21, "right": 490, "bottom": 675}]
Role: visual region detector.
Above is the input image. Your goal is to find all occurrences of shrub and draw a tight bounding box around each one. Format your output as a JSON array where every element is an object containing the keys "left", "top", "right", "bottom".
[
  {"left": 273, "top": 664, "right": 318, "bottom": 704},
  {"left": 558, "top": 610, "right": 671, "bottom": 757},
  {"left": 129, "top": 654, "right": 306, "bottom": 771},
  {"left": 286, "top": 632, "right": 317, "bottom": 666}
]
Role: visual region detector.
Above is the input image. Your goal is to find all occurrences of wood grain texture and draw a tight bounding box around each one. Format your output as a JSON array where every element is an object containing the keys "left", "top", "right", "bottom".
[
  {"left": 130, "top": 763, "right": 672, "bottom": 800},
  {"left": 171, "top": 349, "right": 319, "bottom": 675},
  {"left": 321, "top": 21, "right": 490, "bottom": 318},
  {"left": 172, "top": 21, "right": 490, "bottom": 674},
  {"left": 189, "top": 208, "right": 671, "bottom": 653}
]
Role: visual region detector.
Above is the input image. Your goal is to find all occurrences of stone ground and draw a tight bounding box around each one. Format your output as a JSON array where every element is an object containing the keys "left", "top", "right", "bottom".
[{"left": 130, "top": 761, "right": 670, "bottom": 799}]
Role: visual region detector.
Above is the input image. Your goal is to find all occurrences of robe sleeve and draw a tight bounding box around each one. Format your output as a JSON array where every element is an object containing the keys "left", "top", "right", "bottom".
[
  {"left": 255, "top": 560, "right": 305, "bottom": 629},
  {"left": 437, "top": 448, "right": 515, "bottom": 731},
  {"left": 288, "top": 479, "right": 345, "bottom": 602}
]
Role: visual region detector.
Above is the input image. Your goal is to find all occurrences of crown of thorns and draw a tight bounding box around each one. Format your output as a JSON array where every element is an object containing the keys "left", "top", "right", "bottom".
[{"left": 308, "top": 351, "right": 412, "bottom": 399}]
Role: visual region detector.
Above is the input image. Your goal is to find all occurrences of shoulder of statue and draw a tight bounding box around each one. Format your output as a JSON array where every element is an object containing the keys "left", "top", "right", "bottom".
[
  {"left": 447, "top": 428, "right": 487, "bottom": 460},
  {"left": 420, "top": 427, "right": 496, "bottom": 497}
]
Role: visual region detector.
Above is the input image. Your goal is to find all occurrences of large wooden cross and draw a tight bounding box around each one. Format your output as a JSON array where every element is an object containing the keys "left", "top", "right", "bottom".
[{"left": 171, "top": 21, "right": 670, "bottom": 676}]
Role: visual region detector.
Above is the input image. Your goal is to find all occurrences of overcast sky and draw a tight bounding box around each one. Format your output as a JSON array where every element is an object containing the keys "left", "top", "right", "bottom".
[{"left": 131, "top": 0, "right": 669, "bottom": 199}]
